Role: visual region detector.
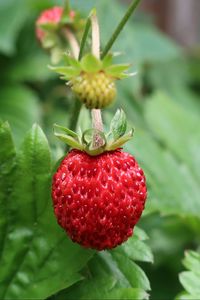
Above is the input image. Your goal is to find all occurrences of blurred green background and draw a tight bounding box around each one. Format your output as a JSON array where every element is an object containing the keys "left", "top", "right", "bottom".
[{"left": 0, "top": 0, "right": 200, "bottom": 299}]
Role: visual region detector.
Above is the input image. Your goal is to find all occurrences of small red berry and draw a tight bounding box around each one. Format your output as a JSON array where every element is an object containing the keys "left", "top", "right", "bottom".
[
  {"left": 52, "top": 149, "right": 147, "bottom": 250},
  {"left": 36, "top": 6, "right": 64, "bottom": 42}
]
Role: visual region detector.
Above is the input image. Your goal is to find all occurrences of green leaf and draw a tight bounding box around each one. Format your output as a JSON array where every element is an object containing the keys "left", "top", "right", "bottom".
[
  {"left": 53, "top": 227, "right": 152, "bottom": 300},
  {"left": 81, "top": 54, "right": 102, "bottom": 73},
  {"left": 110, "top": 109, "right": 127, "bottom": 141},
  {"left": 0, "top": 123, "right": 93, "bottom": 299},
  {"left": 127, "top": 92, "right": 200, "bottom": 219},
  {"left": 105, "top": 288, "right": 149, "bottom": 300},
  {"left": 145, "top": 92, "right": 200, "bottom": 183},
  {"left": 179, "top": 272, "right": 200, "bottom": 296},
  {"left": 0, "top": 0, "right": 29, "bottom": 55},
  {"left": 117, "top": 227, "right": 154, "bottom": 263},
  {"left": 0, "top": 85, "right": 40, "bottom": 148},
  {"left": 4, "top": 17, "right": 54, "bottom": 82},
  {"left": 0, "top": 122, "right": 16, "bottom": 261},
  {"left": 183, "top": 251, "right": 200, "bottom": 275},
  {"left": 104, "top": 251, "right": 150, "bottom": 291},
  {"left": 177, "top": 251, "right": 200, "bottom": 299},
  {"left": 176, "top": 292, "right": 199, "bottom": 300}
]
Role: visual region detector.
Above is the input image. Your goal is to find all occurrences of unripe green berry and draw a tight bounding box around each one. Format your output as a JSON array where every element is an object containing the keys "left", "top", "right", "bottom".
[{"left": 71, "top": 71, "right": 116, "bottom": 109}]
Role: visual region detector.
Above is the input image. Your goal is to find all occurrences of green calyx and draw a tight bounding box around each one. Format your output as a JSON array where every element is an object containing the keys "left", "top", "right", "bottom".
[
  {"left": 50, "top": 52, "right": 132, "bottom": 80},
  {"left": 54, "top": 109, "right": 134, "bottom": 156}
]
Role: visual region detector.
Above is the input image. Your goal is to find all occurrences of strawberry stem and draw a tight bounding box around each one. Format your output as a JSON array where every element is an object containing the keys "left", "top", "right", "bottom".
[
  {"left": 90, "top": 10, "right": 104, "bottom": 148},
  {"left": 63, "top": 26, "right": 81, "bottom": 150},
  {"left": 92, "top": 109, "right": 104, "bottom": 132},
  {"left": 91, "top": 10, "right": 100, "bottom": 59},
  {"left": 101, "top": 0, "right": 142, "bottom": 58},
  {"left": 64, "top": 28, "right": 80, "bottom": 59}
]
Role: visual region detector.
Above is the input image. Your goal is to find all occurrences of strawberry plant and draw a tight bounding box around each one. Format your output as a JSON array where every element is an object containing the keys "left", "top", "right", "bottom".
[
  {"left": 0, "top": 0, "right": 200, "bottom": 299},
  {"left": 176, "top": 251, "right": 200, "bottom": 300}
]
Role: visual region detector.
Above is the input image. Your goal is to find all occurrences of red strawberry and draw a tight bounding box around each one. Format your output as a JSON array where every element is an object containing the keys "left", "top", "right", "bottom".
[
  {"left": 36, "top": 6, "right": 64, "bottom": 42},
  {"left": 52, "top": 149, "right": 147, "bottom": 251}
]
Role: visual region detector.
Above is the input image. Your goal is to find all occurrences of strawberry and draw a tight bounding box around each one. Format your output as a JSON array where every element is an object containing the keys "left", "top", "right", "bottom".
[
  {"left": 52, "top": 110, "right": 147, "bottom": 250},
  {"left": 35, "top": 6, "right": 83, "bottom": 63},
  {"left": 52, "top": 149, "right": 147, "bottom": 250},
  {"left": 51, "top": 53, "right": 132, "bottom": 109},
  {"left": 36, "top": 6, "right": 64, "bottom": 43}
]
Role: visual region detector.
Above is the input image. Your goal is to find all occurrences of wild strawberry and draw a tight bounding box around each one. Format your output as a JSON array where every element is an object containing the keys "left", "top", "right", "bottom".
[
  {"left": 52, "top": 110, "right": 146, "bottom": 250},
  {"left": 52, "top": 149, "right": 147, "bottom": 251},
  {"left": 36, "top": 6, "right": 64, "bottom": 43},
  {"left": 35, "top": 5, "right": 83, "bottom": 62},
  {"left": 51, "top": 53, "right": 132, "bottom": 109}
]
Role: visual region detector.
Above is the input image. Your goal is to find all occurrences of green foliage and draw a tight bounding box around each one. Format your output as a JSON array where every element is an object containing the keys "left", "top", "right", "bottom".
[
  {"left": 52, "top": 228, "right": 152, "bottom": 300},
  {"left": 0, "top": 86, "right": 41, "bottom": 147},
  {"left": 176, "top": 251, "right": 200, "bottom": 300},
  {"left": 0, "top": 0, "right": 200, "bottom": 299},
  {"left": 127, "top": 92, "right": 200, "bottom": 220},
  {"left": 0, "top": 122, "right": 93, "bottom": 299},
  {"left": 0, "top": 122, "right": 152, "bottom": 299},
  {"left": 0, "top": 0, "right": 29, "bottom": 55}
]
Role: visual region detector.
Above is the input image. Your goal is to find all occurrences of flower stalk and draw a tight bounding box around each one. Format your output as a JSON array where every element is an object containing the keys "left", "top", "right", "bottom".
[
  {"left": 90, "top": 11, "right": 104, "bottom": 148},
  {"left": 64, "top": 28, "right": 80, "bottom": 59},
  {"left": 101, "top": 0, "right": 142, "bottom": 58}
]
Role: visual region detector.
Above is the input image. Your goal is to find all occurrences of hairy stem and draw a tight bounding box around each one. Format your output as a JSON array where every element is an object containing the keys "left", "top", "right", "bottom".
[
  {"left": 91, "top": 12, "right": 103, "bottom": 129},
  {"left": 101, "top": 0, "right": 142, "bottom": 58},
  {"left": 90, "top": 11, "right": 104, "bottom": 148},
  {"left": 64, "top": 28, "right": 80, "bottom": 59},
  {"left": 91, "top": 11, "right": 100, "bottom": 59},
  {"left": 91, "top": 109, "right": 103, "bottom": 132}
]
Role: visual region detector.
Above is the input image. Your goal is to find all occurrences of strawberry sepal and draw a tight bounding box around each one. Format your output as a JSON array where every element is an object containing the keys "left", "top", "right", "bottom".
[{"left": 54, "top": 109, "right": 134, "bottom": 155}]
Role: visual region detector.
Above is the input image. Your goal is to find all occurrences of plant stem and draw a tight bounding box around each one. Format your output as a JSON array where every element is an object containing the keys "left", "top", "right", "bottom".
[
  {"left": 91, "top": 10, "right": 100, "bottom": 59},
  {"left": 68, "top": 98, "right": 82, "bottom": 132},
  {"left": 64, "top": 0, "right": 70, "bottom": 14},
  {"left": 90, "top": 11, "right": 104, "bottom": 148},
  {"left": 90, "top": 11, "right": 103, "bottom": 130},
  {"left": 101, "top": 0, "right": 142, "bottom": 58},
  {"left": 91, "top": 109, "right": 103, "bottom": 132},
  {"left": 78, "top": 17, "right": 91, "bottom": 60},
  {"left": 64, "top": 28, "right": 80, "bottom": 59},
  {"left": 63, "top": 28, "right": 81, "bottom": 150}
]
